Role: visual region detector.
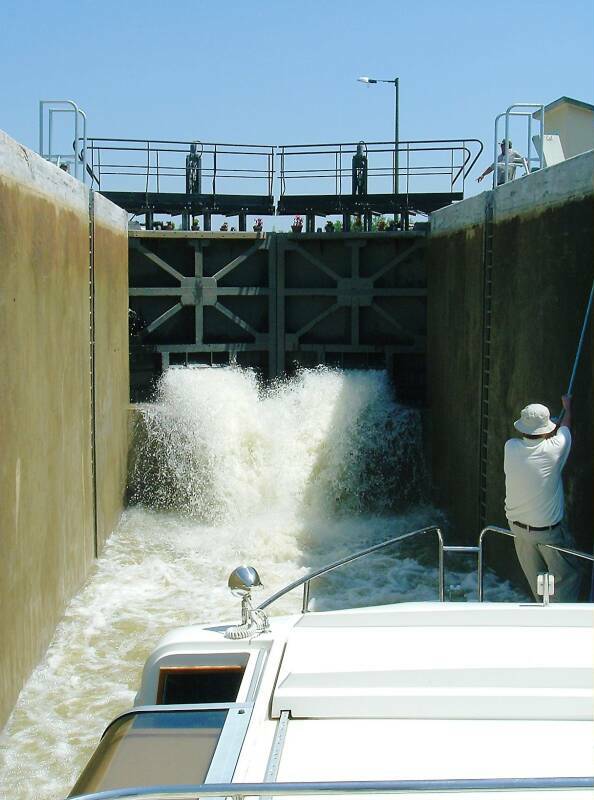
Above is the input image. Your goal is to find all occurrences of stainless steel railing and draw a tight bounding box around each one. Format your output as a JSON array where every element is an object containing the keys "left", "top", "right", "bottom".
[
  {"left": 258, "top": 526, "right": 445, "bottom": 612},
  {"left": 257, "top": 524, "right": 593, "bottom": 612},
  {"left": 492, "top": 103, "right": 545, "bottom": 187},
  {"left": 39, "top": 99, "right": 88, "bottom": 183},
  {"left": 68, "top": 775, "right": 594, "bottom": 799},
  {"left": 478, "top": 525, "right": 594, "bottom": 601}
]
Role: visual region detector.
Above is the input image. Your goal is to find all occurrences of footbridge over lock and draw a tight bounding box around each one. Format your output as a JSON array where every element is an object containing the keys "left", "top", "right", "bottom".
[
  {"left": 86, "top": 136, "right": 483, "bottom": 231},
  {"left": 129, "top": 230, "right": 428, "bottom": 403}
]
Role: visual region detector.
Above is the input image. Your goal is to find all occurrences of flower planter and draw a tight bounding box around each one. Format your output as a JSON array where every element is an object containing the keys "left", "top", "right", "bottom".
[{"left": 291, "top": 225, "right": 303, "bottom": 233}]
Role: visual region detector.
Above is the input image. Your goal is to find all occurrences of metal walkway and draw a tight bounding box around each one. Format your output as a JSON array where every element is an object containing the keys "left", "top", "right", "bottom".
[{"left": 83, "top": 136, "right": 482, "bottom": 227}]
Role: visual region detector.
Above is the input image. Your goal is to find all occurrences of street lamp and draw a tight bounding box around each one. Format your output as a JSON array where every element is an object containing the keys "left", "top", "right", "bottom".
[{"left": 357, "top": 76, "right": 399, "bottom": 196}]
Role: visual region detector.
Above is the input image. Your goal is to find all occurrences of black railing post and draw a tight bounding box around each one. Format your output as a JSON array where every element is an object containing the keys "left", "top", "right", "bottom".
[{"left": 212, "top": 146, "right": 217, "bottom": 195}]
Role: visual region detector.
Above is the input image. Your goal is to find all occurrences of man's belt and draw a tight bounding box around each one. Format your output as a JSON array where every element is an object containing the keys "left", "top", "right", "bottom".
[{"left": 512, "top": 520, "right": 561, "bottom": 531}]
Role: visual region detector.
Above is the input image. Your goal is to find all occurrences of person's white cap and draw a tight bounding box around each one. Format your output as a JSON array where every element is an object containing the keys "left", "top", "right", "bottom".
[{"left": 514, "top": 403, "right": 556, "bottom": 435}]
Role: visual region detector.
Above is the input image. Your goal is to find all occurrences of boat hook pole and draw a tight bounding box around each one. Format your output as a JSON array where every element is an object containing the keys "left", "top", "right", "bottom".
[
  {"left": 557, "top": 279, "right": 594, "bottom": 424},
  {"left": 555, "top": 279, "right": 594, "bottom": 601}
]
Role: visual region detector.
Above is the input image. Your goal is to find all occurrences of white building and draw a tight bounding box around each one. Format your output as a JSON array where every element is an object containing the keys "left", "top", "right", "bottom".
[{"left": 535, "top": 96, "right": 594, "bottom": 159}]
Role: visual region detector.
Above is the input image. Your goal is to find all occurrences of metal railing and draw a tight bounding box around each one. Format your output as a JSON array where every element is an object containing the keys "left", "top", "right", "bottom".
[
  {"left": 257, "top": 524, "right": 594, "bottom": 612},
  {"left": 68, "top": 775, "right": 594, "bottom": 799},
  {"left": 478, "top": 525, "right": 594, "bottom": 601},
  {"left": 81, "top": 137, "right": 483, "bottom": 200},
  {"left": 492, "top": 103, "right": 545, "bottom": 187},
  {"left": 84, "top": 138, "right": 276, "bottom": 196},
  {"left": 259, "top": 526, "right": 444, "bottom": 612},
  {"left": 39, "top": 99, "right": 88, "bottom": 183},
  {"left": 277, "top": 139, "right": 483, "bottom": 197}
]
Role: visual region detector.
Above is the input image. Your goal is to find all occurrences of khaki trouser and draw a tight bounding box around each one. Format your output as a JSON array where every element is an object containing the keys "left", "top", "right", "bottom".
[{"left": 509, "top": 520, "right": 582, "bottom": 602}]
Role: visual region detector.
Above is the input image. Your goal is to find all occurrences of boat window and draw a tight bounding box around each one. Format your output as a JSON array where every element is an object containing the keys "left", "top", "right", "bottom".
[
  {"left": 157, "top": 665, "right": 245, "bottom": 704},
  {"left": 70, "top": 708, "right": 227, "bottom": 796}
]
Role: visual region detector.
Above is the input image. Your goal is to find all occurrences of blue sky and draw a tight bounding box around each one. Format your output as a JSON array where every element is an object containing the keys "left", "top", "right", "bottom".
[{"left": 2, "top": 0, "right": 593, "bottom": 213}]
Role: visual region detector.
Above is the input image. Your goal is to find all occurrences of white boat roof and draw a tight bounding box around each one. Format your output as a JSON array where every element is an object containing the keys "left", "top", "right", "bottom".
[
  {"left": 272, "top": 602, "right": 593, "bottom": 720},
  {"left": 134, "top": 601, "right": 594, "bottom": 798}
]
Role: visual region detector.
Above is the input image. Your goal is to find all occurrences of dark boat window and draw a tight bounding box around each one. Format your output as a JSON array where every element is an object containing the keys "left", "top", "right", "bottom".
[
  {"left": 70, "top": 709, "right": 227, "bottom": 796},
  {"left": 157, "top": 665, "right": 245, "bottom": 704}
]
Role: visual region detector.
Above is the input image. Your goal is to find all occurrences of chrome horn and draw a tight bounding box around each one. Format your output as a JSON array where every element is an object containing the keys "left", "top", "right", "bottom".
[{"left": 224, "top": 566, "right": 269, "bottom": 639}]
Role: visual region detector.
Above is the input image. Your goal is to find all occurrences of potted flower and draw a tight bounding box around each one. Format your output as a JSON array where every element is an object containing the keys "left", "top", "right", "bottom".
[
  {"left": 253, "top": 217, "right": 263, "bottom": 233},
  {"left": 191, "top": 217, "right": 201, "bottom": 231},
  {"left": 377, "top": 217, "right": 387, "bottom": 232},
  {"left": 325, "top": 220, "right": 334, "bottom": 233},
  {"left": 292, "top": 215, "right": 303, "bottom": 233},
  {"left": 220, "top": 222, "right": 229, "bottom": 232}
]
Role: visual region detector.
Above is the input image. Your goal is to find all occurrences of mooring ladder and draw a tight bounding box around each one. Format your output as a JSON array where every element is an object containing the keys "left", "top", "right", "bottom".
[{"left": 479, "top": 195, "right": 495, "bottom": 527}]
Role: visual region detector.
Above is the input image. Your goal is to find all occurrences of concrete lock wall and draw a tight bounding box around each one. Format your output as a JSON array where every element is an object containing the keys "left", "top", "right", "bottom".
[
  {"left": 0, "top": 131, "right": 129, "bottom": 727},
  {"left": 93, "top": 193, "right": 130, "bottom": 551},
  {"left": 428, "top": 151, "right": 593, "bottom": 569}
]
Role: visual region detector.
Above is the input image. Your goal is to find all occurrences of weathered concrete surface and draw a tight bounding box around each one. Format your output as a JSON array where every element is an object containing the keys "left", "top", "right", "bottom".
[
  {"left": 0, "top": 130, "right": 130, "bottom": 727},
  {"left": 428, "top": 151, "right": 593, "bottom": 570},
  {"left": 93, "top": 193, "right": 130, "bottom": 552},
  {"left": 485, "top": 193, "right": 593, "bottom": 548},
  {"left": 426, "top": 194, "right": 486, "bottom": 540},
  {"left": 494, "top": 149, "right": 594, "bottom": 221},
  {"left": 0, "top": 131, "right": 94, "bottom": 727}
]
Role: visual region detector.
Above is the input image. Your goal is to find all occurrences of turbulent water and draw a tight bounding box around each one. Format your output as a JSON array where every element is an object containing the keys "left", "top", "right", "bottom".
[{"left": 0, "top": 367, "right": 521, "bottom": 799}]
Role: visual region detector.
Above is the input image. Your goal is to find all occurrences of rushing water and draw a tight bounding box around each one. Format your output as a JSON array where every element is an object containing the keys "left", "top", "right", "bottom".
[{"left": 0, "top": 367, "right": 521, "bottom": 799}]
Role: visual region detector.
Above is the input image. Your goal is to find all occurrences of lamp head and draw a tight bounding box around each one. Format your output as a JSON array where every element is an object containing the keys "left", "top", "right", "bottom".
[
  {"left": 358, "top": 76, "right": 377, "bottom": 84},
  {"left": 228, "top": 565, "right": 263, "bottom": 598}
]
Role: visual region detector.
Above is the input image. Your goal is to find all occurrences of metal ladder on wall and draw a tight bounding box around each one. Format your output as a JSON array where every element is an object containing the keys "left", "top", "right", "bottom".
[
  {"left": 479, "top": 102, "right": 545, "bottom": 522},
  {"left": 478, "top": 195, "right": 495, "bottom": 527}
]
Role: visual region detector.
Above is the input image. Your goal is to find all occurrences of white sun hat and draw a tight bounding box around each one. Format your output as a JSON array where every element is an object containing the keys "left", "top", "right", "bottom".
[{"left": 514, "top": 403, "right": 556, "bottom": 435}]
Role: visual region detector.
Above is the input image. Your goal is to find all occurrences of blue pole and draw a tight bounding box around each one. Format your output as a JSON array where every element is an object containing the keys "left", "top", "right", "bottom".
[
  {"left": 567, "top": 280, "right": 594, "bottom": 397},
  {"left": 563, "top": 279, "right": 594, "bottom": 601}
]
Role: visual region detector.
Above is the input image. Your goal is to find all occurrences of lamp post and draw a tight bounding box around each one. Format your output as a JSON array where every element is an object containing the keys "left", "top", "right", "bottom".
[{"left": 357, "top": 76, "right": 399, "bottom": 196}]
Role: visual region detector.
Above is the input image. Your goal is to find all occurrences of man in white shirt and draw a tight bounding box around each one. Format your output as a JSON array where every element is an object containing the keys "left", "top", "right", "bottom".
[
  {"left": 477, "top": 140, "right": 529, "bottom": 186},
  {"left": 504, "top": 396, "right": 581, "bottom": 602}
]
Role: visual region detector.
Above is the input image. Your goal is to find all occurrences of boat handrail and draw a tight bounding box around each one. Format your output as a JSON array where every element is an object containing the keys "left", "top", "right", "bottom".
[
  {"left": 257, "top": 523, "right": 594, "bottom": 612},
  {"left": 258, "top": 525, "right": 444, "bottom": 612},
  {"left": 68, "top": 775, "right": 594, "bottom": 799},
  {"left": 478, "top": 525, "right": 594, "bottom": 601}
]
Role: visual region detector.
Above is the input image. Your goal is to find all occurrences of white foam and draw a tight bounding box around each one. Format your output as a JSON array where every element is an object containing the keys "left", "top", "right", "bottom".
[{"left": 129, "top": 366, "right": 425, "bottom": 519}]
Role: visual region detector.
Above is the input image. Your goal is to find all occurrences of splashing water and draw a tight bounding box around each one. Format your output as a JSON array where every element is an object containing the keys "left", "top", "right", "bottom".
[
  {"left": 127, "top": 366, "right": 426, "bottom": 520},
  {"left": 0, "top": 367, "right": 522, "bottom": 799}
]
